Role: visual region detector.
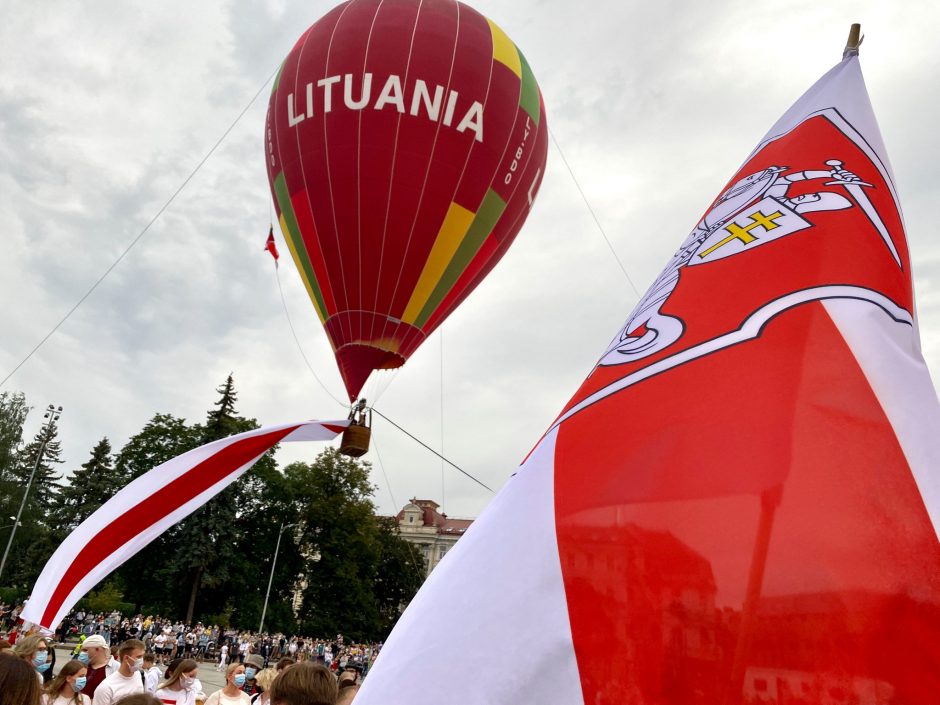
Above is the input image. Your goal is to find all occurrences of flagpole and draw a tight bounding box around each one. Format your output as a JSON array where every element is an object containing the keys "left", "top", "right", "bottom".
[
  {"left": 721, "top": 485, "right": 782, "bottom": 705},
  {"left": 843, "top": 23, "right": 862, "bottom": 59}
]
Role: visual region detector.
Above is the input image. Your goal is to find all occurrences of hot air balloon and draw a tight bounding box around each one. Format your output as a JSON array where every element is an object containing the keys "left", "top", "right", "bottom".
[{"left": 265, "top": 0, "right": 548, "bottom": 402}]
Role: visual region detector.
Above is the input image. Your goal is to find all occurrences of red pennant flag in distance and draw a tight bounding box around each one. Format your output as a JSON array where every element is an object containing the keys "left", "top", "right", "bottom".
[
  {"left": 265, "top": 226, "right": 279, "bottom": 265},
  {"left": 353, "top": 53, "right": 940, "bottom": 705}
]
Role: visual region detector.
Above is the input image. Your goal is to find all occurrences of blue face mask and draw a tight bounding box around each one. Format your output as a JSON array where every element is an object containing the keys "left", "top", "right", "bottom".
[
  {"left": 77, "top": 652, "right": 90, "bottom": 666},
  {"left": 33, "top": 651, "right": 48, "bottom": 667},
  {"left": 73, "top": 676, "right": 88, "bottom": 692},
  {"left": 234, "top": 674, "right": 247, "bottom": 687},
  {"left": 245, "top": 668, "right": 257, "bottom": 680},
  {"left": 37, "top": 662, "right": 52, "bottom": 673}
]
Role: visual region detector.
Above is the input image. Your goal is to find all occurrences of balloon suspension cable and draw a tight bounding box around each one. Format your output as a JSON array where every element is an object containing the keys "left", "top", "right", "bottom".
[
  {"left": 369, "top": 428, "right": 399, "bottom": 511},
  {"left": 275, "top": 267, "right": 347, "bottom": 408},
  {"left": 547, "top": 123, "right": 641, "bottom": 299},
  {"left": 0, "top": 64, "right": 282, "bottom": 391},
  {"left": 843, "top": 23, "right": 863, "bottom": 59},
  {"left": 370, "top": 406, "right": 495, "bottom": 494}
]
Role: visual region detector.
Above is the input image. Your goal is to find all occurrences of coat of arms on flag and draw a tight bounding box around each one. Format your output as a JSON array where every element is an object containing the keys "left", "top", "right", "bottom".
[{"left": 597, "top": 109, "right": 908, "bottom": 373}]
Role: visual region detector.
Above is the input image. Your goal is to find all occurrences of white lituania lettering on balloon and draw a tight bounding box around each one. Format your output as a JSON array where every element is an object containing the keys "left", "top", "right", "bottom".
[{"left": 286, "top": 74, "right": 484, "bottom": 143}]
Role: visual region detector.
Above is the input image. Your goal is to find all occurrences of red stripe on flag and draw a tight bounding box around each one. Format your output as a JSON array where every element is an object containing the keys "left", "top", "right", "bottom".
[{"left": 40, "top": 426, "right": 300, "bottom": 626}]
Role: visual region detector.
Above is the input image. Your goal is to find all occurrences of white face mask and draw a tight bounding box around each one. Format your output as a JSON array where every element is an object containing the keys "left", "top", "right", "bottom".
[
  {"left": 181, "top": 676, "right": 196, "bottom": 690},
  {"left": 128, "top": 657, "right": 144, "bottom": 673}
]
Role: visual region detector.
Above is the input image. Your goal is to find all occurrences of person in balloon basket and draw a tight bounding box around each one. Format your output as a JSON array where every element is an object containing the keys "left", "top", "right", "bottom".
[
  {"left": 77, "top": 634, "right": 114, "bottom": 697},
  {"left": 91, "top": 639, "right": 145, "bottom": 705},
  {"left": 240, "top": 654, "right": 264, "bottom": 698}
]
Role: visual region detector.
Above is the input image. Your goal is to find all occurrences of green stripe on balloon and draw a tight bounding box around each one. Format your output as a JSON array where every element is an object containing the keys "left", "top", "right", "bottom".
[
  {"left": 274, "top": 174, "right": 328, "bottom": 321},
  {"left": 414, "top": 189, "right": 507, "bottom": 329},
  {"left": 272, "top": 60, "right": 285, "bottom": 93},
  {"left": 518, "top": 51, "right": 540, "bottom": 126}
]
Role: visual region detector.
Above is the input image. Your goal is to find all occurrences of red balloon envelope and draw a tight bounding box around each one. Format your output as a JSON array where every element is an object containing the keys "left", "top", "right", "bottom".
[{"left": 265, "top": 0, "right": 548, "bottom": 400}]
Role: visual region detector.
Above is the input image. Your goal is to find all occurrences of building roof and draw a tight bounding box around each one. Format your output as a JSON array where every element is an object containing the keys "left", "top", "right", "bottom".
[{"left": 395, "top": 498, "right": 474, "bottom": 536}]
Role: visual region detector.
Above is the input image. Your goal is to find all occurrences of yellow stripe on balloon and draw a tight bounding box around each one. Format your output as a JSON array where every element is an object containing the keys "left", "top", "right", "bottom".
[
  {"left": 402, "top": 202, "right": 475, "bottom": 325},
  {"left": 279, "top": 214, "right": 328, "bottom": 325},
  {"left": 487, "top": 18, "right": 521, "bottom": 79}
]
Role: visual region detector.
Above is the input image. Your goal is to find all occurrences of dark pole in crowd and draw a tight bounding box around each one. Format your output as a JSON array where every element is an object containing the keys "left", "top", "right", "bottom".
[{"left": 259, "top": 521, "right": 297, "bottom": 634}]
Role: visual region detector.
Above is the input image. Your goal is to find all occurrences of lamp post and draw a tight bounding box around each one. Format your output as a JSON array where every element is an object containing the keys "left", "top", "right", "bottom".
[
  {"left": 0, "top": 404, "right": 62, "bottom": 582},
  {"left": 259, "top": 521, "right": 298, "bottom": 634}
]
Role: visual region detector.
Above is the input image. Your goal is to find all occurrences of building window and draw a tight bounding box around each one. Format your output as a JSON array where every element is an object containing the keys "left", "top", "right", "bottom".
[
  {"left": 408, "top": 515, "right": 414, "bottom": 523},
  {"left": 439, "top": 547, "right": 447, "bottom": 558}
]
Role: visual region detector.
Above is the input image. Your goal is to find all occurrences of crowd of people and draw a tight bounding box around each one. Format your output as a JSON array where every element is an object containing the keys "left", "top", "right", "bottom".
[{"left": 0, "top": 604, "right": 377, "bottom": 705}]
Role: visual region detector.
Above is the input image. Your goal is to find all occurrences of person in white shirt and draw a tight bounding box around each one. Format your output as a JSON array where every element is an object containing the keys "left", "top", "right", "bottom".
[
  {"left": 153, "top": 633, "right": 167, "bottom": 663},
  {"left": 91, "top": 639, "right": 145, "bottom": 705},
  {"left": 153, "top": 658, "right": 204, "bottom": 705},
  {"left": 205, "top": 663, "right": 250, "bottom": 705},
  {"left": 42, "top": 659, "right": 91, "bottom": 705},
  {"left": 143, "top": 653, "right": 162, "bottom": 693},
  {"left": 217, "top": 643, "right": 229, "bottom": 671}
]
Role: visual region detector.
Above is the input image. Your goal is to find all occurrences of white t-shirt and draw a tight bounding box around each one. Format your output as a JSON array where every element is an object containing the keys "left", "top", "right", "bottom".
[
  {"left": 153, "top": 686, "right": 199, "bottom": 705},
  {"left": 145, "top": 665, "right": 162, "bottom": 693},
  {"left": 91, "top": 670, "right": 144, "bottom": 705},
  {"left": 205, "top": 690, "right": 251, "bottom": 705},
  {"left": 44, "top": 694, "right": 92, "bottom": 705}
]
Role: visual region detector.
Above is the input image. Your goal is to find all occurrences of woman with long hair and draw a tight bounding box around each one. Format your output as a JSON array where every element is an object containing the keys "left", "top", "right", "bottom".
[
  {"left": 42, "top": 659, "right": 90, "bottom": 705},
  {"left": 0, "top": 653, "right": 42, "bottom": 705},
  {"left": 153, "top": 658, "right": 201, "bottom": 705},
  {"left": 204, "top": 662, "right": 250, "bottom": 705},
  {"left": 11, "top": 634, "right": 51, "bottom": 682}
]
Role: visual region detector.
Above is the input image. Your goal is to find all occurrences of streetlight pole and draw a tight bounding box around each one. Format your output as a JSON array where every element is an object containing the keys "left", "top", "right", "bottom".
[
  {"left": 259, "top": 521, "right": 297, "bottom": 634},
  {"left": 0, "top": 404, "right": 62, "bottom": 582}
]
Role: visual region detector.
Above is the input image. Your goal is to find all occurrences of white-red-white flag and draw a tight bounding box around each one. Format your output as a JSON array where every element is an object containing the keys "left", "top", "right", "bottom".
[
  {"left": 21, "top": 419, "right": 347, "bottom": 631},
  {"left": 356, "top": 55, "right": 940, "bottom": 704}
]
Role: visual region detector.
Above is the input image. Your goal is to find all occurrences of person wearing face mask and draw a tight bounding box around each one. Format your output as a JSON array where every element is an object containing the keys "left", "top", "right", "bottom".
[
  {"left": 91, "top": 639, "right": 145, "bottom": 705},
  {"left": 77, "top": 635, "right": 113, "bottom": 698},
  {"left": 153, "top": 659, "right": 202, "bottom": 705},
  {"left": 42, "top": 659, "right": 91, "bottom": 705},
  {"left": 11, "top": 633, "right": 52, "bottom": 684},
  {"left": 204, "top": 663, "right": 250, "bottom": 705},
  {"left": 240, "top": 655, "right": 264, "bottom": 698}
]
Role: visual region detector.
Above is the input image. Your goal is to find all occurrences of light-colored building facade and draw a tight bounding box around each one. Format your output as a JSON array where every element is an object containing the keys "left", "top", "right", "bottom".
[{"left": 394, "top": 498, "right": 473, "bottom": 576}]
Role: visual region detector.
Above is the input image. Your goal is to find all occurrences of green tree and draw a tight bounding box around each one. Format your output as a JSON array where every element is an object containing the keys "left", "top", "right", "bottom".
[
  {"left": 11, "top": 419, "right": 64, "bottom": 520},
  {"left": 0, "top": 392, "right": 29, "bottom": 557},
  {"left": 288, "top": 449, "right": 425, "bottom": 641},
  {"left": 1, "top": 417, "right": 63, "bottom": 590},
  {"left": 373, "top": 516, "right": 426, "bottom": 634},
  {"left": 0, "top": 391, "right": 28, "bottom": 480},
  {"left": 53, "top": 437, "right": 120, "bottom": 533}
]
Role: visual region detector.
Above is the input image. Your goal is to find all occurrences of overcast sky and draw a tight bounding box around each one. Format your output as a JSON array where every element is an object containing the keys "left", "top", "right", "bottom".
[{"left": 2, "top": 1, "right": 938, "bottom": 520}]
